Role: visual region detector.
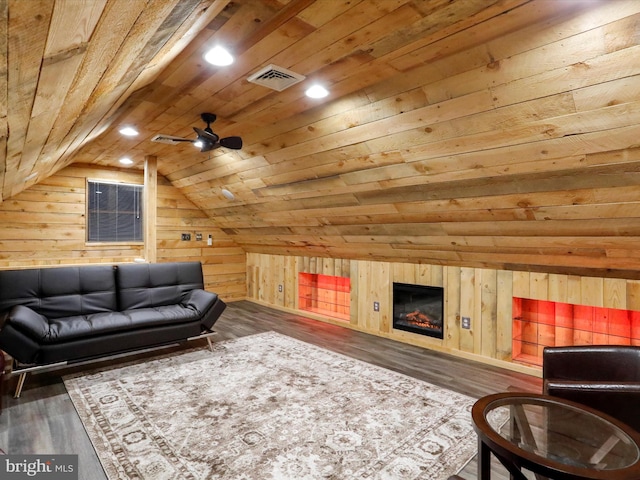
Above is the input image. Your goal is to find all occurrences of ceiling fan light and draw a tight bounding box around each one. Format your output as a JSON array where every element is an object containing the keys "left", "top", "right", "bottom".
[
  {"left": 200, "top": 142, "right": 216, "bottom": 153},
  {"left": 119, "top": 126, "right": 138, "bottom": 136},
  {"left": 204, "top": 46, "right": 234, "bottom": 66},
  {"left": 305, "top": 84, "right": 329, "bottom": 99},
  {"left": 194, "top": 140, "right": 203, "bottom": 149}
]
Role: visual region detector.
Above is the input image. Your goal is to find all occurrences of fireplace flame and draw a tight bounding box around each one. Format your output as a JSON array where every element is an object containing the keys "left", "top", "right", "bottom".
[{"left": 405, "top": 310, "right": 439, "bottom": 330}]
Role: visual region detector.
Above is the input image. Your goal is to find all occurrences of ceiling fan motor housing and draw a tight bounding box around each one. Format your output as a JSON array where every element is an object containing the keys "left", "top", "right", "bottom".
[
  {"left": 201, "top": 112, "right": 217, "bottom": 124},
  {"left": 153, "top": 112, "right": 242, "bottom": 152}
]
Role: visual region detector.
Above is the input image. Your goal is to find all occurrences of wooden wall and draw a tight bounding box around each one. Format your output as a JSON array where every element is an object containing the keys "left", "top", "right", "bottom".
[
  {"left": 157, "top": 174, "right": 246, "bottom": 301},
  {"left": 0, "top": 163, "right": 246, "bottom": 301},
  {"left": 247, "top": 253, "right": 640, "bottom": 375}
]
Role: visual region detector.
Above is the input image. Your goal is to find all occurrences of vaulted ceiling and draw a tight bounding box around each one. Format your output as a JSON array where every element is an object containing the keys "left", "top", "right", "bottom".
[{"left": 2, "top": 0, "right": 640, "bottom": 278}]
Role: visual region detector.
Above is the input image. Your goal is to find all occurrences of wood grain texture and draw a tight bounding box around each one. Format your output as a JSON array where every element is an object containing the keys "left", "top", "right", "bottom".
[{"left": 1, "top": 0, "right": 640, "bottom": 281}]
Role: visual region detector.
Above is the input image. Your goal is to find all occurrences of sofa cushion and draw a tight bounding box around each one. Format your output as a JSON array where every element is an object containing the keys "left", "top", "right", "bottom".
[
  {"left": 43, "top": 305, "right": 202, "bottom": 343},
  {"left": 116, "top": 262, "right": 205, "bottom": 310},
  {"left": 0, "top": 265, "right": 118, "bottom": 318}
]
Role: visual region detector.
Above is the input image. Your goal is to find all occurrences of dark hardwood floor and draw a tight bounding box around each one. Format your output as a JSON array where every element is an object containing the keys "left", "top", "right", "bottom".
[{"left": 0, "top": 301, "right": 542, "bottom": 479}]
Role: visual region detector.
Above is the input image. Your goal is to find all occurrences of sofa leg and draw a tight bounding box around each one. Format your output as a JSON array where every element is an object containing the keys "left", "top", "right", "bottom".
[
  {"left": 14, "top": 372, "right": 27, "bottom": 398},
  {"left": 207, "top": 336, "right": 214, "bottom": 352}
]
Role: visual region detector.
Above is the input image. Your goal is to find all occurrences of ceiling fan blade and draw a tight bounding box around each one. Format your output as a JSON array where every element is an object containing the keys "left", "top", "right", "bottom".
[
  {"left": 151, "top": 134, "right": 194, "bottom": 145},
  {"left": 193, "top": 126, "right": 219, "bottom": 143},
  {"left": 219, "top": 136, "right": 243, "bottom": 150}
]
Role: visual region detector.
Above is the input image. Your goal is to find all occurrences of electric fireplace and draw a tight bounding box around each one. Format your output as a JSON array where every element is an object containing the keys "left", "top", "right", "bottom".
[{"left": 392, "top": 282, "right": 444, "bottom": 339}]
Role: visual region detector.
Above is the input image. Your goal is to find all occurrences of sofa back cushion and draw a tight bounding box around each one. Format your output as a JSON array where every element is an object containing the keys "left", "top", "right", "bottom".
[
  {"left": 0, "top": 265, "right": 118, "bottom": 319},
  {"left": 116, "top": 262, "right": 205, "bottom": 310}
]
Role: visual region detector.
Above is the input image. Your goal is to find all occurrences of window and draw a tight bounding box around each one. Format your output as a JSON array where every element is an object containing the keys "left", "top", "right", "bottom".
[{"left": 87, "top": 180, "right": 143, "bottom": 242}]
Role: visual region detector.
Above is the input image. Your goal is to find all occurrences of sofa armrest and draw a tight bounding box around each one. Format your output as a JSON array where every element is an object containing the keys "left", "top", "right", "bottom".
[
  {"left": 0, "top": 306, "right": 50, "bottom": 364},
  {"left": 182, "top": 289, "right": 226, "bottom": 331},
  {"left": 1, "top": 305, "right": 49, "bottom": 341},
  {"left": 181, "top": 289, "right": 218, "bottom": 315}
]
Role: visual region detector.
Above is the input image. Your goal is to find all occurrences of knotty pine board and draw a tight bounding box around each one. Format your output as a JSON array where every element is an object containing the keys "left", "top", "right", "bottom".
[{"left": 247, "top": 252, "right": 640, "bottom": 375}]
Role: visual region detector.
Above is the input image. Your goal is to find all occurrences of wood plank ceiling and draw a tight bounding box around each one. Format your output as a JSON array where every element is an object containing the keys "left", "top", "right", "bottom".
[{"left": 2, "top": 0, "right": 640, "bottom": 279}]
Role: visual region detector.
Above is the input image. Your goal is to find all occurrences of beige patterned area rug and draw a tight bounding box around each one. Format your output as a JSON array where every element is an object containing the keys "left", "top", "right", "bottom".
[{"left": 64, "top": 332, "right": 487, "bottom": 479}]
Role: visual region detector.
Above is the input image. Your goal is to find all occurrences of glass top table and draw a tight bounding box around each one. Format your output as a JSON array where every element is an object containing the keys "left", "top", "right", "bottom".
[{"left": 472, "top": 392, "right": 640, "bottom": 480}]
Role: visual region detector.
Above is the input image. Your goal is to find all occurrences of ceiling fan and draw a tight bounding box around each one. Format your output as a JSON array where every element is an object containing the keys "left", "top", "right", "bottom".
[{"left": 151, "top": 113, "right": 243, "bottom": 152}]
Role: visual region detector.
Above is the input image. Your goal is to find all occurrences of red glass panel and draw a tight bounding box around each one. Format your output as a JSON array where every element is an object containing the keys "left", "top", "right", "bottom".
[
  {"left": 608, "top": 309, "right": 631, "bottom": 338},
  {"left": 298, "top": 273, "right": 350, "bottom": 321},
  {"left": 631, "top": 311, "right": 640, "bottom": 342},
  {"left": 573, "top": 305, "right": 593, "bottom": 333},
  {"left": 512, "top": 297, "right": 638, "bottom": 366},
  {"left": 537, "top": 300, "right": 555, "bottom": 326}
]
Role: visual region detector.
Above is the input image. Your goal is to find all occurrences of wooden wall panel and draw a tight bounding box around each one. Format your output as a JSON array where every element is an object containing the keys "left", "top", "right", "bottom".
[
  {"left": 156, "top": 174, "right": 246, "bottom": 301},
  {"left": 0, "top": 164, "right": 144, "bottom": 267},
  {"left": 481, "top": 269, "right": 498, "bottom": 358},
  {"left": 458, "top": 267, "right": 477, "bottom": 354},
  {"left": 604, "top": 278, "right": 627, "bottom": 310},
  {"left": 0, "top": 163, "right": 246, "bottom": 301},
  {"left": 445, "top": 266, "right": 461, "bottom": 349},
  {"left": 496, "top": 270, "right": 513, "bottom": 361},
  {"left": 246, "top": 253, "right": 640, "bottom": 375},
  {"left": 349, "top": 259, "right": 359, "bottom": 327}
]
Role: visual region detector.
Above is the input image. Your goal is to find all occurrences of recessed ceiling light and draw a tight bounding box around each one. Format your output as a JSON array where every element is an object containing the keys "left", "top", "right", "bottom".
[
  {"left": 305, "top": 84, "right": 329, "bottom": 99},
  {"left": 119, "top": 126, "right": 138, "bottom": 136},
  {"left": 119, "top": 157, "right": 134, "bottom": 165},
  {"left": 204, "top": 46, "right": 234, "bottom": 66}
]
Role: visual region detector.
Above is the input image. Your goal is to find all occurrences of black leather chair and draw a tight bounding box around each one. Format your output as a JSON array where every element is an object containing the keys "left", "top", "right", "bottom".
[
  {"left": 542, "top": 345, "right": 640, "bottom": 432},
  {"left": 0, "top": 352, "right": 4, "bottom": 414}
]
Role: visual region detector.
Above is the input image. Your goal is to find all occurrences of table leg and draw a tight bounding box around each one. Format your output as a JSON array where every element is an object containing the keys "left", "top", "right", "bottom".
[{"left": 478, "top": 437, "right": 491, "bottom": 480}]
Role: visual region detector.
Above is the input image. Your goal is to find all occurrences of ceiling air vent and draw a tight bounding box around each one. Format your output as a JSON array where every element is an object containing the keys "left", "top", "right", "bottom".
[{"left": 247, "top": 64, "right": 306, "bottom": 92}]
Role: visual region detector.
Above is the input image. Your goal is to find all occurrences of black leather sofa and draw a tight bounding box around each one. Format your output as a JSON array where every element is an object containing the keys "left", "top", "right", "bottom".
[
  {"left": 0, "top": 261, "right": 226, "bottom": 395},
  {"left": 542, "top": 345, "right": 640, "bottom": 432}
]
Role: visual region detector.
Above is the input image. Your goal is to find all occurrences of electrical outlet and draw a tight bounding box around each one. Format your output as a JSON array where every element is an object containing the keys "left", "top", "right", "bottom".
[
  {"left": 195, "top": 233, "right": 202, "bottom": 241},
  {"left": 373, "top": 301, "right": 380, "bottom": 312},
  {"left": 278, "top": 284, "right": 283, "bottom": 292},
  {"left": 462, "top": 316, "right": 471, "bottom": 329},
  {"left": 181, "top": 233, "right": 191, "bottom": 241}
]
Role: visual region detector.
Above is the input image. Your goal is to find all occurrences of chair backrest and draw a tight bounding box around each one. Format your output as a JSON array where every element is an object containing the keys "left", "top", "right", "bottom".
[
  {"left": 543, "top": 345, "right": 640, "bottom": 383},
  {"left": 543, "top": 345, "right": 640, "bottom": 432}
]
